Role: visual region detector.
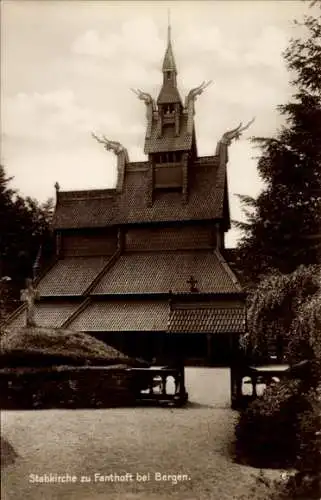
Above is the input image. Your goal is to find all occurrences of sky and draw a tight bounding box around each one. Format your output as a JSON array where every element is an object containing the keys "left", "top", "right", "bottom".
[{"left": 1, "top": 0, "right": 310, "bottom": 246}]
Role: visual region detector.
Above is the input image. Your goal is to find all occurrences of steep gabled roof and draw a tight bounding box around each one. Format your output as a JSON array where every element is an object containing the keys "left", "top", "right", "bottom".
[
  {"left": 91, "top": 250, "right": 242, "bottom": 296},
  {"left": 157, "top": 82, "right": 182, "bottom": 104},
  {"left": 52, "top": 156, "right": 227, "bottom": 230},
  {"left": 162, "top": 25, "right": 177, "bottom": 73},
  {"left": 157, "top": 23, "right": 182, "bottom": 104}
]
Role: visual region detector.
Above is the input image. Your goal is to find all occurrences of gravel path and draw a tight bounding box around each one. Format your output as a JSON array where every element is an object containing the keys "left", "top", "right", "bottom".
[{"left": 1, "top": 368, "right": 277, "bottom": 500}]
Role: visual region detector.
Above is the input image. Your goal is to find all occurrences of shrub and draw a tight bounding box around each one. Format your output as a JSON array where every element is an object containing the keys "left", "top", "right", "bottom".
[
  {"left": 0, "top": 366, "right": 136, "bottom": 409},
  {"left": 283, "top": 385, "right": 321, "bottom": 500},
  {"left": 0, "top": 326, "right": 148, "bottom": 367},
  {"left": 236, "top": 380, "right": 321, "bottom": 498},
  {"left": 235, "top": 379, "right": 307, "bottom": 468}
]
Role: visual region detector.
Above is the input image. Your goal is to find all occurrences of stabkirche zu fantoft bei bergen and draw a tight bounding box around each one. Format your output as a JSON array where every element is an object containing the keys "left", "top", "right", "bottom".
[{"left": 7, "top": 24, "right": 248, "bottom": 367}]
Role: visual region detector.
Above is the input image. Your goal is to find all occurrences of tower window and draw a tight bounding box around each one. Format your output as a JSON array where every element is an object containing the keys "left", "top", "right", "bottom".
[
  {"left": 153, "top": 152, "right": 181, "bottom": 164},
  {"left": 164, "top": 104, "right": 174, "bottom": 115},
  {"left": 166, "top": 71, "right": 172, "bottom": 80}
]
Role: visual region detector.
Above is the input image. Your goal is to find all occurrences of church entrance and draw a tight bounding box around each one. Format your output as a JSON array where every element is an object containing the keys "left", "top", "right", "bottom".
[
  {"left": 206, "top": 334, "right": 232, "bottom": 367},
  {"left": 90, "top": 331, "right": 236, "bottom": 369},
  {"left": 162, "top": 333, "right": 233, "bottom": 367}
]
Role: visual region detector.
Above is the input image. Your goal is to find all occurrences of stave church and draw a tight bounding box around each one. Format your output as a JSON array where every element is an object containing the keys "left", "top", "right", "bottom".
[{"left": 7, "top": 24, "right": 248, "bottom": 366}]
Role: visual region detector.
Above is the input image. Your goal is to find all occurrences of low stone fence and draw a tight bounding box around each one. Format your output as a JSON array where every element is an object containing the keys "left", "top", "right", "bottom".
[{"left": 0, "top": 365, "right": 136, "bottom": 409}]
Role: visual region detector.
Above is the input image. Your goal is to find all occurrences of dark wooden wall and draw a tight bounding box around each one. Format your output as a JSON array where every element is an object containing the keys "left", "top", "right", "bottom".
[
  {"left": 61, "top": 229, "right": 118, "bottom": 257},
  {"left": 124, "top": 223, "right": 217, "bottom": 252}
]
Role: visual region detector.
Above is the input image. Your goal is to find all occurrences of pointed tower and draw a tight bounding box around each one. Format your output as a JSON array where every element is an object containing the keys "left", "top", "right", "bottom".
[
  {"left": 144, "top": 20, "right": 197, "bottom": 205},
  {"left": 157, "top": 23, "right": 182, "bottom": 106}
]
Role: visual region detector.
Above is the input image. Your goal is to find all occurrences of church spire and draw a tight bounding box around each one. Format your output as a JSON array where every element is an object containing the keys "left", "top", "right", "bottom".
[
  {"left": 158, "top": 12, "right": 181, "bottom": 105},
  {"left": 162, "top": 10, "right": 177, "bottom": 73}
]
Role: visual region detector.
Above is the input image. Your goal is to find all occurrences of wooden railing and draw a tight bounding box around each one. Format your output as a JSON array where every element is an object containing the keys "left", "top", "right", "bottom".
[
  {"left": 231, "top": 363, "right": 292, "bottom": 409},
  {"left": 244, "top": 364, "right": 290, "bottom": 397},
  {"left": 128, "top": 366, "right": 188, "bottom": 406}
]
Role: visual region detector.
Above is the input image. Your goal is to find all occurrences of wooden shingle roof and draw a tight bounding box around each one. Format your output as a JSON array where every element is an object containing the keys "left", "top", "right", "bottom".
[
  {"left": 37, "top": 257, "right": 109, "bottom": 296},
  {"left": 68, "top": 301, "right": 169, "bottom": 332},
  {"left": 168, "top": 306, "right": 246, "bottom": 334},
  {"left": 53, "top": 190, "right": 118, "bottom": 229},
  {"left": 8, "top": 302, "right": 80, "bottom": 329},
  {"left": 162, "top": 34, "right": 177, "bottom": 73},
  {"left": 144, "top": 114, "right": 191, "bottom": 153},
  {"left": 53, "top": 156, "right": 225, "bottom": 230},
  {"left": 157, "top": 81, "right": 182, "bottom": 104},
  {"left": 6, "top": 299, "right": 245, "bottom": 334},
  {"left": 92, "top": 250, "right": 242, "bottom": 296},
  {"left": 24, "top": 250, "right": 241, "bottom": 300}
]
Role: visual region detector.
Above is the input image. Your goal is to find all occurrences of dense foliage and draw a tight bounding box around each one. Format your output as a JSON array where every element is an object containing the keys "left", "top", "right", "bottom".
[
  {"left": 236, "top": 381, "right": 321, "bottom": 499},
  {"left": 235, "top": 379, "right": 304, "bottom": 468},
  {"left": 235, "top": 5, "right": 321, "bottom": 283},
  {"left": 246, "top": 265, "right": 321, "bottom": 361},
  {"left": 236, "top": 6, "right": 321, "bottom": 499},
  {"left": 290, "top": 287, "right": 321, "bottom": 361},
  {"left": 0, "top": 165, "right": 54, "bottom": 319}
]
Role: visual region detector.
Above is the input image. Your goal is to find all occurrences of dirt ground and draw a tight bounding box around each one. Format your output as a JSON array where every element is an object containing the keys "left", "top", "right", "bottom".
[{"left": 1, "top": 368, "right": 280, "bottom": 500}]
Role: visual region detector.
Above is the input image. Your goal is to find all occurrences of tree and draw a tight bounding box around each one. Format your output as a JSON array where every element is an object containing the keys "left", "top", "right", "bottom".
[
  {"left": 290, "top": 286, "right": 321, "bottom": 361},
  {"left": 246, "top": 264, "right": 321, "bottom": 361},
  {"left": 237, "top": 264, "right": 321, "bottom": 494},
  {"left": 235, "top": 4, "right": 321, "bottom": 283},
  {"left": 0, "top": 165, "right": 54, "bottom": 319},
  {"left": 235, "top": 9, "right": 321, "bottom": 496}
]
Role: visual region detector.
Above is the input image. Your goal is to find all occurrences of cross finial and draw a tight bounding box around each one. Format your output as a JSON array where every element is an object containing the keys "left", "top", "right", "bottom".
[
  {"left": 20, "top": 278, "right": 40, "bottom": 327},
  {"left": 187, "top": 276, "right": 199, "bottom": 293}
]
